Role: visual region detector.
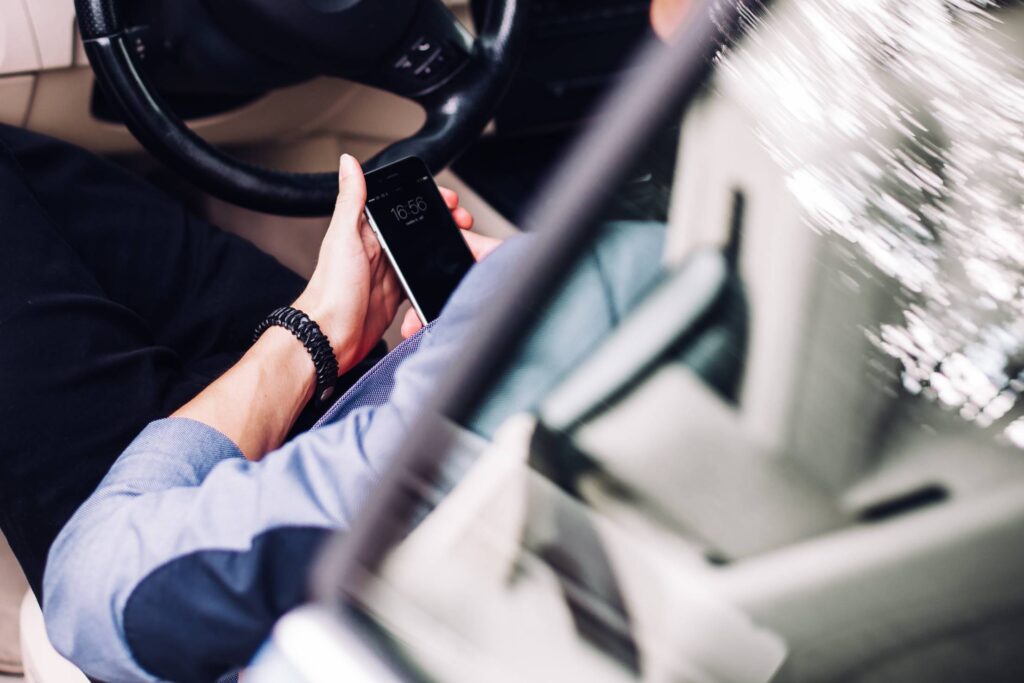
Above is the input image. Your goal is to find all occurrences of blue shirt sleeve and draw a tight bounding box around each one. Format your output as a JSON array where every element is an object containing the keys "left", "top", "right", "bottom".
[{"left": 41, "top": 224, "right": 665, "bottom": 683}]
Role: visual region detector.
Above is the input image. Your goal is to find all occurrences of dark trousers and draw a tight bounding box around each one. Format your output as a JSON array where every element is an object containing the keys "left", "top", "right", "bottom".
[{"left": 0, "top": 125, "right": 351, "bottom": 596}]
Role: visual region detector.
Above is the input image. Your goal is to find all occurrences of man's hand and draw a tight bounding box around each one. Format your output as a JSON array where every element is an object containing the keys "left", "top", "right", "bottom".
[
  {"left": 399, "top": 186, "right": 503, "bottom": 339},
  {"left": 174, "top": 154, "right": 400, "bottom": 459},
  {"left": 294, "top": 154, "right": 404, "bottom": 374},
  {"left": 172, "top": 155, "right": 497, "bottom": 460}
]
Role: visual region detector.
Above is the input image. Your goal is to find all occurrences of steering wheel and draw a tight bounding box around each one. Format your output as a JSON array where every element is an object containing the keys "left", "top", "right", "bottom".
[{"left": 74, "top": 0, "right": 525, "bottom": 216}]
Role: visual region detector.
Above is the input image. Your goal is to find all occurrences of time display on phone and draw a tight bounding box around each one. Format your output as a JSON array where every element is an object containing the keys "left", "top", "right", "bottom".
[{"left": 389, "top": 196, "right": 429, "bottom": 223}]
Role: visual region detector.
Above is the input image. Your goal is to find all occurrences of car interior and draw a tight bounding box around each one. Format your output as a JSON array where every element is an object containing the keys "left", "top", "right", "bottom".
[
  {"left": 1, "top": 0, "right": 650, "bottom": 678},
  {"left": 267, "top": 2, "right": 1024, "bottom": 682},
  {"left": 2, "top": 0, "right": 1024, "bottom": 681}
]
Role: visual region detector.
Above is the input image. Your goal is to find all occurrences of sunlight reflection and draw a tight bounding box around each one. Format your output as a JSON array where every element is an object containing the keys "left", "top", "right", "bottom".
[{"left": 716, "top": 0, "right": 1024, "bottom": 443}]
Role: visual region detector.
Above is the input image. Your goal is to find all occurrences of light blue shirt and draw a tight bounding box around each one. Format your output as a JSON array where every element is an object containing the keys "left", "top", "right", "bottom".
[{"left": 42, "top": 223, "right": 665, "bottom": 683}]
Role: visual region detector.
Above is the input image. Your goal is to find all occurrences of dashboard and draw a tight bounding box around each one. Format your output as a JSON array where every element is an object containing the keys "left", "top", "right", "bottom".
[
  {"left": 1, "top": 0, "right": 650, "bottom": 166},
  {"left": 0, "top": 0, "right": 469, "bottom": 157}
]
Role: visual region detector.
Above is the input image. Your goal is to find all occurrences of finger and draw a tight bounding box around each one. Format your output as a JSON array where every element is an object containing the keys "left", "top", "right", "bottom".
[
  {"left": 359, "top": 213, "right": 383, "bottom": 253},
  {"left": 381, "top": 267, "right": 402, "bottom": 303},
  {"left": 452, "top": 206, "right": 474, "bottom": 231},
  {"left": 332, "top": 154, "right": 367, "bottom": 230},
  {"left": 401, "top": 307, "right": 424, "bottom": 339},
  {"left": 462, "top": 231, "right": 503, "bottom": 262},
  {"left": 439, "top": 187, "right": 459, "bottom": 211}
]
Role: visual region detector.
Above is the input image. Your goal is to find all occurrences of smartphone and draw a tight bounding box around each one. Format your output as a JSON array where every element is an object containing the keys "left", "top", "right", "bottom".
[{"left": 364, "top": 157, "right": 476, "bottom": 324}]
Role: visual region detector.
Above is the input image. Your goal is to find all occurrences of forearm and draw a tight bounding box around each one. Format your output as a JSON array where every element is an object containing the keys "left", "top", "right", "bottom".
[{"left": 173, "top": 326, "right": 317, "bottom": 460}]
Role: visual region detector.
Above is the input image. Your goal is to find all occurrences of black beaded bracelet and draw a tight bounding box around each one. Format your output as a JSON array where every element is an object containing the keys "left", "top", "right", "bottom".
[{"left": 253, "top": 306, "right": 339, "bottom": 404}]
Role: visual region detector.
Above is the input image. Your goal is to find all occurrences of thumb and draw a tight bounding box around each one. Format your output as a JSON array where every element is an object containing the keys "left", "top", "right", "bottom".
[{"left": 332, "top": 154, "right": 367, "bottom": 227}]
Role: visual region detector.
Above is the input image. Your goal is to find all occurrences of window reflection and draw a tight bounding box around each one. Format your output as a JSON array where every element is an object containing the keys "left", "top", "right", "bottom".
[{"left": 336, "top": 2, "right": 1024, "bottom": 681}]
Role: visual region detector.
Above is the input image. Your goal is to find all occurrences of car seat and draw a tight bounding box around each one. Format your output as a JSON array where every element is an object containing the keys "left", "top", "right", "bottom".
[
  {"left": 0, "top": 532, "right": 86, "bottom": 681},
  {"left": 19, "top": 593, "right": 86, "bottom": 683},
  {"left": 0, "top": 533, "right": 27, "bottom": 676}
]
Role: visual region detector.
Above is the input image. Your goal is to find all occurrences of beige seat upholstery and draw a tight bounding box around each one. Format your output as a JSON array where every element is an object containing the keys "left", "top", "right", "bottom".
[
  {"left": 0, "top": 533, "right": 28, "bottom": 676},
  {"left": 2, "top": 530, "right": 88, "bottom": 682},
  {"left": 19, "top": 593, "right": 87, "bottom": 683}
]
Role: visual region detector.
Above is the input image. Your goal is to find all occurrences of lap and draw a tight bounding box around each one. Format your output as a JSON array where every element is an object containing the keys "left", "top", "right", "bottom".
[
  {"left": 0, "top": 124, "right": 307, "bottom": 361},
  {"left": 0, "top": 125, "right": 306, "bottom": 595}
]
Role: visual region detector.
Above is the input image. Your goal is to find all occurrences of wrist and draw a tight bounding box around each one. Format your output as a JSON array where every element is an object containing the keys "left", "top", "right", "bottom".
[
  {"left": 256, "top": 327, "right": 317, "bottom": 403},
  {"left": 292, "top": 295, "right": 351, "bottom": 363},
  {"left": 254, "top": 306, "right": 340, "bottom": 402}
]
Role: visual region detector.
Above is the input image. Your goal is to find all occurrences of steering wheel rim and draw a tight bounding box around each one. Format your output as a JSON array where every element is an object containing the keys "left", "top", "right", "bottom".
[{"left": 74, "top": 0, "right": 525, "bottom": 216}]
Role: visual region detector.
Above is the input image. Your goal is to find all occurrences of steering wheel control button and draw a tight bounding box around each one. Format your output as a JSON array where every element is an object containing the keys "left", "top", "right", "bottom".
[
  {"left": 415, "top": 52, "right": 444, "bottom": 80},
  {"left": 394, "top": 36, "right": 458, "bottom": 85}
]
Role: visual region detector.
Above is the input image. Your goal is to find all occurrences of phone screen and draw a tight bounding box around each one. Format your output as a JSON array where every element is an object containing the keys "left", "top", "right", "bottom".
[{"left": 364, "top": 157, "right": 476, "bottom": 323}]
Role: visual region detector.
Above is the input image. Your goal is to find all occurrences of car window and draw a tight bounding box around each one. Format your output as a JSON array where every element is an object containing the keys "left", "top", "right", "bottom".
[
  {"left": 326, "top": 1, "right": 1024, "bottom": 680},
  {"left": 676, "top": 0, "right": 1024, "bottom": 489}
]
